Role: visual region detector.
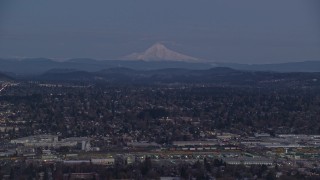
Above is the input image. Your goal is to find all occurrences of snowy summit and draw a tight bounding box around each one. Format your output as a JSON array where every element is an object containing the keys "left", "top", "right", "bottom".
[{"left": 121, "top": 43, "right": 200, "bottom": 62}]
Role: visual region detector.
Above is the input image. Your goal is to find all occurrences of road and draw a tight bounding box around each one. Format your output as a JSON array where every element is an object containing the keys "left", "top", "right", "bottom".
[{"left": 0, "top": 84, "right": 8, "bottom": 94}]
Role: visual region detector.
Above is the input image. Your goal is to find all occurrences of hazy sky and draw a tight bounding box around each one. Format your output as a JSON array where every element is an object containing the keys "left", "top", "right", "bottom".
[{"left": 0, "top": 0, "right": 319, "bottom": 63}]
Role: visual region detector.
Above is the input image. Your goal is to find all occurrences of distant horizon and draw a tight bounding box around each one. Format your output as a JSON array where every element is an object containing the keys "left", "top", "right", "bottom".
[
  {"left": 1, "top": 41, "right": 320, "bottom": 65},
  {"left": 1, "top": 56, "right": 320, "bottom": 65}
]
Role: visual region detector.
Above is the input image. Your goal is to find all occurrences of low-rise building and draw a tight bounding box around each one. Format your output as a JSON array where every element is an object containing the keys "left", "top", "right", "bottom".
[
  {"left": 223, "top": 157, "right": 273, "bottom": 166},
  {"left": 173, "top": 140, "right": 218, "bottom": 147},
  {"left": 91, "top": 158, "right": 115, "bottom": 165}
]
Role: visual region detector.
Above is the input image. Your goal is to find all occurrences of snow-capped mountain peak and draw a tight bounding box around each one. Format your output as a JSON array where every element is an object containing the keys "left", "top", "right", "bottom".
[{"left": 121, "top": 43, "right": 200, "bottom": 62}]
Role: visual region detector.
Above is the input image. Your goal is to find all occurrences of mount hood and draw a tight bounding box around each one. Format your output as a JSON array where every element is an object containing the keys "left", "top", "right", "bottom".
[{"left": 121, "top": 43, "right": 200, "bottom": 62}]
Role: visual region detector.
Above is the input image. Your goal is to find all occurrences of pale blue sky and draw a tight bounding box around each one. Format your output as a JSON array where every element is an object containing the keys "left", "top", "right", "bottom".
[{"left": 0, "top": 0, "right": 319, "bottom": 63}]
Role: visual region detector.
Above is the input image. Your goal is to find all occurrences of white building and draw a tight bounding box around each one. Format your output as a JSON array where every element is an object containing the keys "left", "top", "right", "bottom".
[
  {"left": 173, "top": 141, "right": 218, "bottom": 147},
  {"left": 91, "top": 158, "right": 115, "bottom": 165},
  {"left": 11, "top": 135, "right": 91, "bottom": 150},
  {"left": 223, "top": 157, "right": 273, "bottom": 166}
]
